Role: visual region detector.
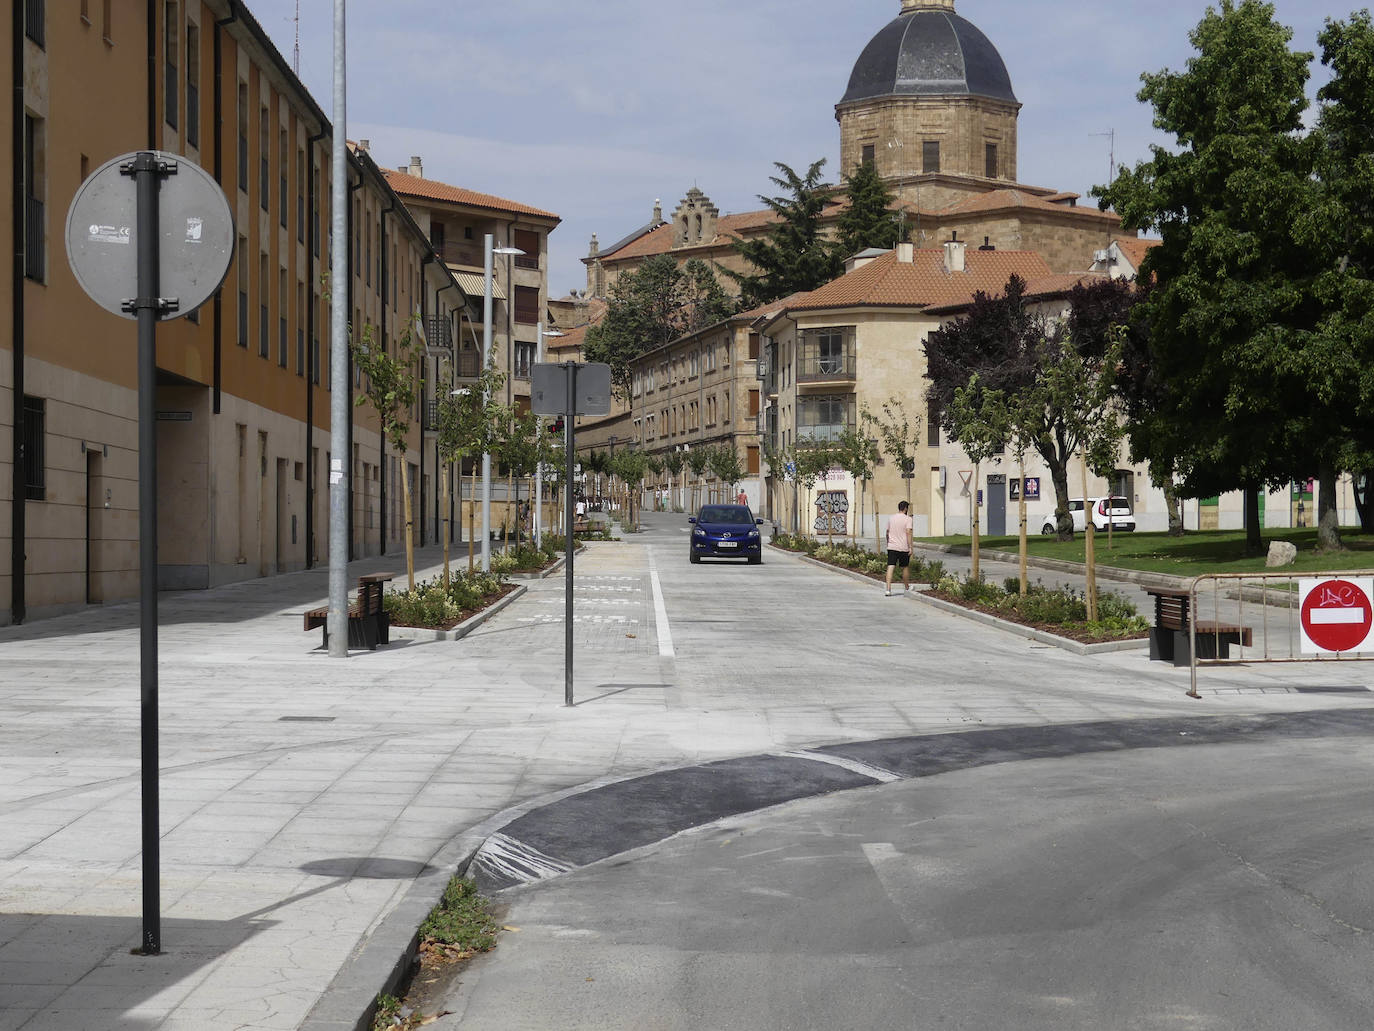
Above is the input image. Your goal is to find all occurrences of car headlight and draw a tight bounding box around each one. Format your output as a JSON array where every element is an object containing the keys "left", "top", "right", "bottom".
[
  {"left": 694, "top": 528, "right": 706, "bottom": 537},
  {"left": 748, "top": 530, "right": 759, "bottom": 538}
]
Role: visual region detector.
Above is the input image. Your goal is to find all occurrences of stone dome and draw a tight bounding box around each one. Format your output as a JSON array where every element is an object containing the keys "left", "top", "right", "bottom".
[{"left": 840, "top": 1, "right": 1018, "bottom": 107}]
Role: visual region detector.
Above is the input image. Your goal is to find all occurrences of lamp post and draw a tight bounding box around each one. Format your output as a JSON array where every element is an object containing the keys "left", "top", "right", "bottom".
[
  {"left": 481, "top": 234, "right": 523, "bottom": 571},
  {"left": 534, "top": 322, "right": 564, "bottom": 544}
]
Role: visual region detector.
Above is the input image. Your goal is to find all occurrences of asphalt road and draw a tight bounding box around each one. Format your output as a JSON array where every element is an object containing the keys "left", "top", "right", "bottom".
[{"left": 443, "top": 735, "right": 1374, "bottom": 1030}]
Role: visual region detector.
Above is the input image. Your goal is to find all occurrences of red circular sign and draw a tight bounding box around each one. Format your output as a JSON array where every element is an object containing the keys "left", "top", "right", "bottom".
[{"left": 1301, "top": 579, "right": 1373, "bottom": 653}]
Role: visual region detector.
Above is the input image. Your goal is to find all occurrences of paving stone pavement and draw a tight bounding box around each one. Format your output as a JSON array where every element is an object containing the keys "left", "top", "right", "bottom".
[{"left": 1, "top": 516, "right": 1372, "bottom": 1030}]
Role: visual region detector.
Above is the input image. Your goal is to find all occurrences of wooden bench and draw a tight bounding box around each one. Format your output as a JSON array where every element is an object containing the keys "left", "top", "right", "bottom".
[
  {"left": 304, "top": 572, "right": 394, "bottom": 651},
  {"left": 1144, "top": 586, "right": 1253, "bottom": 666}
]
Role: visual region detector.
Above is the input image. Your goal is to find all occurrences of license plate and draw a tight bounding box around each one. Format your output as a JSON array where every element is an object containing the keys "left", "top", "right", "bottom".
[{"left": 717, "top": 541, "right": 738, "bottom": 549}]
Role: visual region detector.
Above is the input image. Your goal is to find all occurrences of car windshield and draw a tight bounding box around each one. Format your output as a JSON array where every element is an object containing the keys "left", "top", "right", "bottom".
[{"left": 699, "top": 506, "right": 752, "bottom": 525}]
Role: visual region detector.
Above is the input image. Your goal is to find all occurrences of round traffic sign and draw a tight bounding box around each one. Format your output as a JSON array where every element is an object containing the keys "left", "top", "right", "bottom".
[
  {"left": 1300, "top": 579, "right": 1373, "bottom": 653},
  {"left": 65, "top": 151, "right": 235, "bottom": 320}
]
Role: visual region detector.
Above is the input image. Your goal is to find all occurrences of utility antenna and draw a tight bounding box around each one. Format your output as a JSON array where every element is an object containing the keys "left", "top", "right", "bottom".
[
  {"left": 293, "top": 0, "right": 301, "bottom": 75},
  {"left": 1092, "top": 129, "right": 1117, "bottom": 182}
]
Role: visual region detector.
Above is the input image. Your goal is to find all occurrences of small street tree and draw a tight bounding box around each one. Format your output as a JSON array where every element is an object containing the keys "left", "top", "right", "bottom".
[
  {"left": 664, "top": 448, "right": 686, "bottom": 511},
  {"left": 707, "top": 444, "right": 746, "bottom": 502},
  {"left": 611, "top": 447, "right": 651, "bottom": 528},
  {"left": 867, "top": 398, "right": 922, "bottom": 543},
  {"left": 686, "top": 446, "right": 711, "bottom": 510},
  {"left": 434, "top": 365, "right": 504, "bottom": 581},
  {"left": 836, "top": 421, "right": 881, "bottom": 544},
  {"left": 794, "top": 438, "right": 843, "bottom": 541},
  {"left": 946, "top": 373, "right": 1011, "bottom": 584},
  {"left": 352, "top": 319, "right": 422, "bottom": 589}
]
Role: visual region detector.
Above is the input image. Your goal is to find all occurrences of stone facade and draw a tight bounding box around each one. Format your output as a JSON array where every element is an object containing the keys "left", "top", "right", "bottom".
[{"left": 838, "top": 96, "right": 1019, "bottom": 186}]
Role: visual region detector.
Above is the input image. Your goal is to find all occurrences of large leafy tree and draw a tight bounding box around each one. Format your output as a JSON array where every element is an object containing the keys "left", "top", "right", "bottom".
[
  {"left": 584, "top": 254, "right": 736, "bottom": 399},
  {"left": 1093, "top": 0, "right": 1317, "bottom": 555},
  {"left": 1292, "top": 12, "right": 1374, "bottom": 548},
  {"left": 836, "top": 159, "right": 906, "bottom": 258},
  {"left": 723, "top": 160, "right": 844, "bottom": 308}
]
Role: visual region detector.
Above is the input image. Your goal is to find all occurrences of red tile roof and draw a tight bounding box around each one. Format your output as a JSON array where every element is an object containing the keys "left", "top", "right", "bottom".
[
  {"left": 778, "top": 248, "right": 1054, "bottom": 314},
  {"left": 927, "top": 271, "right": 1111, "bottom": 313},
  {"left": 1112, "top": 235, "right": 1161, "bottom": 271},
  {"left": 940, "top": 188, "right": 1119, "bottom": 222},
  {"left": 382, "top": 169, "right": 559, "bottom": 221}
]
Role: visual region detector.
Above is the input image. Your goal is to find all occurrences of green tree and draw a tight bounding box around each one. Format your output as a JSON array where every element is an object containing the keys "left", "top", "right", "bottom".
[
  {"left": 794, "top": 439, "right": 842, "bottom": 541},
  {"left": 946, "top": 374, "right": 1012, "bottom": 583},
  {"left": 435, "top": 365, "right": 505, "bottom": 580},
  {"left": 867, "top": 398, "right": 921, "bottom": 509},
  {"left": 610, "top": 448, "right": 651, "bottom": 528},
  {"left": 664, "top": 448, "right": 686, "bottom": 510},
  {"left": 352, "top": 319, "right": 422, "bottom": 588},
  {"left": 707, "top": 444, "right": 746, "bottom": 498},
  {"left": 723, "top": 160, "right": 845, "bottom": 308},
  {"left": 1093, "top": 0, "right": 1316, "bottom": 556},
  {"left": 837, "top": 159, "right": 906, "bottom": 258},
  {"left": 686, "top": 446, "right": 711, "bottom": 510},
  {"left": 584, "top": 255, "right": 736, "bottom": 399}
]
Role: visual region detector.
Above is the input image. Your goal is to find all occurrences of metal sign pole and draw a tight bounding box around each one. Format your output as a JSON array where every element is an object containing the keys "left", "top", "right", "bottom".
[
  {"left": 123, "top": 151, "right": 175, "bottom": 957},
  {"left": 564, "top": 362, "right": 577, "bottom": 706}
]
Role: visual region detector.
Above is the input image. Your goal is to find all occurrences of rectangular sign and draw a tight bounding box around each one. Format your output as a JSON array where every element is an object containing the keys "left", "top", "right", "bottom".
[{"left": 531, "top": 362, "right": 613, "bottom": 417}]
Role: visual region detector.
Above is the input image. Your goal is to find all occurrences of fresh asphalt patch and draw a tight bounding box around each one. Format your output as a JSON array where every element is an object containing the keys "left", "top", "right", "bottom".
[{"left": 469, "top": 706, "right": 1374, "bottom": 893}]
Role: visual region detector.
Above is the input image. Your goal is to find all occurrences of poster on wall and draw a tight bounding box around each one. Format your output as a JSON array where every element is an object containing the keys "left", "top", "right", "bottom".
[{"left": 1024, "top": 477, "right": 1041, "bottom": 500}]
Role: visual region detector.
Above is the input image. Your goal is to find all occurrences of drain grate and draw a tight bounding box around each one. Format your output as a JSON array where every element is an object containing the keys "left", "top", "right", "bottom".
[{"left": 278, "top": 715, "right": 337, "bottom": 722}]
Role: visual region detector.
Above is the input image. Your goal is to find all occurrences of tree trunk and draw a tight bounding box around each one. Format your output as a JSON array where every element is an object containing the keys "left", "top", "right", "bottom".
[
  {"left": 1018, "top": 453, "right": 1028, "bottom": 596},
  {"left": 1317, "top": 461, "right": 1344, "bottom": 552},
  {"left": 400, "top": 455, "right": 416, "bottom": 590},
  {"left": 1244, "top": 486, "right": 1263, "bottom": 556},
  {"left": 468, "top": 466, "right": 477, "bottom": 573},
  {"left": 971, "top": 460, "right": 981, "bottom": 583},
  {"left": 441, "top": 461, "right": 451, "bottom": 586},
  {"left": 1355, "top": 469, "right": 1374, "bottom": 533},
  {"left": 1163, "top": 477, "right": 1184, "bottom": 537},
  {"left": 1081, "top": 451, "right": 1097, "bottom": 622},
  {"left": 1050, "top": 461, "right": 1073, "bottom": 541}
]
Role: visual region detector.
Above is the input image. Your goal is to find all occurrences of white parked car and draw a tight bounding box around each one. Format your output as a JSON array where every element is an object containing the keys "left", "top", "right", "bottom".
[{"left": 1040, "top": 497, "right": 1135, "bottom": 534}]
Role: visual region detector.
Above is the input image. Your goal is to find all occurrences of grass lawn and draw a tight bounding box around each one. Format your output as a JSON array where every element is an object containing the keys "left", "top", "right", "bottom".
[{"left": 916, "top": 527, "right": 1374, "bottom": 579}]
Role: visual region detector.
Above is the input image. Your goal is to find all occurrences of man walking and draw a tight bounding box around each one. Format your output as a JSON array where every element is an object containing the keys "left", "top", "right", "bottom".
[{"left": 885, "top": 500, "right": 913, "bottom": 596}]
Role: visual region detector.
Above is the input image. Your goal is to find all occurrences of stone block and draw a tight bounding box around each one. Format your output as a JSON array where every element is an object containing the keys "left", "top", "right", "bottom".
[{"left": 1266, "top": 540, "right": 1298, "bottom": 567}]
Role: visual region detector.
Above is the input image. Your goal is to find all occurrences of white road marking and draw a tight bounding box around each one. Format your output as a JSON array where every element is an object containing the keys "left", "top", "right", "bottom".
[
  {"left": 646, "top": 549, "right": 675, "bottom": 658},
  {"left": 471, "top": 833, "right": 573, "bottom": 885}
]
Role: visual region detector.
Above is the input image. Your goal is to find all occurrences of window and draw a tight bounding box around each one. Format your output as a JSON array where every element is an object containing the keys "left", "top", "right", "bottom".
[
  {"left": 861, "top": 144, "right": 875, "bottom": 165},
  {"left": 164, "top": 3, "right": 178, "bottom": 130},
  {"left": 259, "top": 254, "right": 269, "bottom": 358},
  {"left": 513, "top": 285, "right": 539, "bottom": 325},
  {"left": 237, "top": 237, "right": 248, "bottom": 347},
  {"left": 513, "top": 229, "right": 539, "bottom": 270},
  {"left": 985, "top": 142, "right": 998, "bottom": 179},
  {"left": 102, "top": 0, "right": 112, "bottom": 43},
  {"left": 514, "top": 341, "right": 536, "bottom": 380},
  {"left": 280, "top": 129, "right": 288, "bottom": 229},
  {"left": 186, "top": 22, "right": 200, "bottom": 148},
  {"left": 279, "top": 270, "right": 288, "bottom": 367},
  {"left": 689, "top": 352, "right": 699, "bottom": 378},
  {"left": 922, "top": 140, "right": 940, "bottom": 174},
  {"left": 23, "top": 115, "right": 44, "bottom": 282},
  {"left": 237, "top": 84, "right": 248, "bottom": 191},
  {"left": 22, "top": 396, "right": 45, "bottom": 501},
  {"left": 798, "top": 394, "right": 855, "bottom": 441},
  {"left": 25, "top": 0, "right": 45, "bottom": 47},
  {"left": 297, "top": 284, "right": 306, "bottom": 375},
  {"left": 259, "top": 106, "right": 270, "bottom": 211},
  {"left": 927, "top": 405, "right": 941, "bottom": 447},
  {"left": 297, "top": 150, "right": 305, "bottom": 241}
]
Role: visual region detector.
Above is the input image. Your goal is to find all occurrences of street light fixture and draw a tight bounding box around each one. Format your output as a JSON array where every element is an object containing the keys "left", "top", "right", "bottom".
[
  {"left": 481, "top": 235, "right": 525, "bottom": 571},
  {"left": 534, "top": 323, "right": 565, "bottom": 542}
]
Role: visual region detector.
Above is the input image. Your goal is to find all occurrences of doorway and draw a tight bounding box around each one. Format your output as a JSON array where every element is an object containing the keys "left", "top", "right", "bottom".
[
  {"left": 987, "top": 474, "right": 1007, "bottom": 536},
  {"left": 276, "top": 457, "right": 289, "bottom": 572},
  {"left": 85, "top": 446, "right": 105, "bottom": 604}
]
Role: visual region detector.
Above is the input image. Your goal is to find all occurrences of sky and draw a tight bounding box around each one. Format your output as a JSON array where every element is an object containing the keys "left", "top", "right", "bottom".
[{"left": 261, "top": 0, "right": 1340, "bottom": 299}]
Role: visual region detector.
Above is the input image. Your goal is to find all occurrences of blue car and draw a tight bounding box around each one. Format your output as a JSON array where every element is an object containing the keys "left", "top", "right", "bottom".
[{"left": 689, "top": 504, "right": 764, "bottom": 564}]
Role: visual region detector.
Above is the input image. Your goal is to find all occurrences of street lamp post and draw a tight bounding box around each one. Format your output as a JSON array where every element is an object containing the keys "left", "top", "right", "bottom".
[
  {"left": 481, "top": 234, "right": 523, "bottom": 571},
  {"left": 533, "top": 322, "right": 564, "bottom": 544}
]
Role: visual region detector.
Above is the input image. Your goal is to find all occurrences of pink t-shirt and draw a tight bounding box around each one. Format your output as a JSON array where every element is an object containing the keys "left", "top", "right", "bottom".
[{"left": 886, "top": 512, "right": 913, "bottom": 552}]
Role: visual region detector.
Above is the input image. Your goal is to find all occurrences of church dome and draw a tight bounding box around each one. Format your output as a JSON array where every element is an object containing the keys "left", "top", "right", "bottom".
[{"left": 840, "top": 1, "right": 1017, "bottom": 107}]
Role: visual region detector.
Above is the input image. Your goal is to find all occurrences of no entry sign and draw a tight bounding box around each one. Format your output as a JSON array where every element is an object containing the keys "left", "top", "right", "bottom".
[{"left": 1299, "top": 578, "right": 1374, "bottom": 654}]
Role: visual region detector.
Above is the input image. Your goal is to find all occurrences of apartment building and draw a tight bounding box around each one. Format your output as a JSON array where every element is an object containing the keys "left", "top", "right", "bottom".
[{"left": 1, "top": 0, "right": 471, "bottom": 623}]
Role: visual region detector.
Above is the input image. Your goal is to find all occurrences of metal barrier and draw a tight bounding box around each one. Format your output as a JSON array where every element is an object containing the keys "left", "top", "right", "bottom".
[{"left": 1186, "top": 572, "right": 1374, "bottom": 698}]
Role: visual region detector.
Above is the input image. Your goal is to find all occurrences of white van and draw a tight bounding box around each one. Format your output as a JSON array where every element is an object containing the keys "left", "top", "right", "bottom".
[{"left": 1040, "top": 497, "right": 1135, "bottom": 534}]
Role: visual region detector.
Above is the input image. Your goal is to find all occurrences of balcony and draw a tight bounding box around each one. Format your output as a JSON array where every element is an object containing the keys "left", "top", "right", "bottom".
[
  {"left": 797, "top": 349, "right": 856, "bottom": 385},
  {"left": 433, "top": 241, "right": 485, "bottom": 268}
]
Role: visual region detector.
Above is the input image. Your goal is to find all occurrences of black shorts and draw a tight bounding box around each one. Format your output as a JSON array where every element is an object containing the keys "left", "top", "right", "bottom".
[{"left": 887, "top": 549, "right": 910, "bottom": 569}]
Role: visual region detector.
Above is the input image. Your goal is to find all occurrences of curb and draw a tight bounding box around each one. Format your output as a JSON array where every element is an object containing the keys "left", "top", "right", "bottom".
[
  {"left": 386, "top": 584, "right": 528, "bottom": 643},
  {"left": 772, "top": 545, "right": 1142, "bottom": 656},
  {"left": 912, "top": 541, "right": 1192, "bottom": 592},
  {"left": 910, "top": 591, "right": 1146, "bottom": 655}
]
